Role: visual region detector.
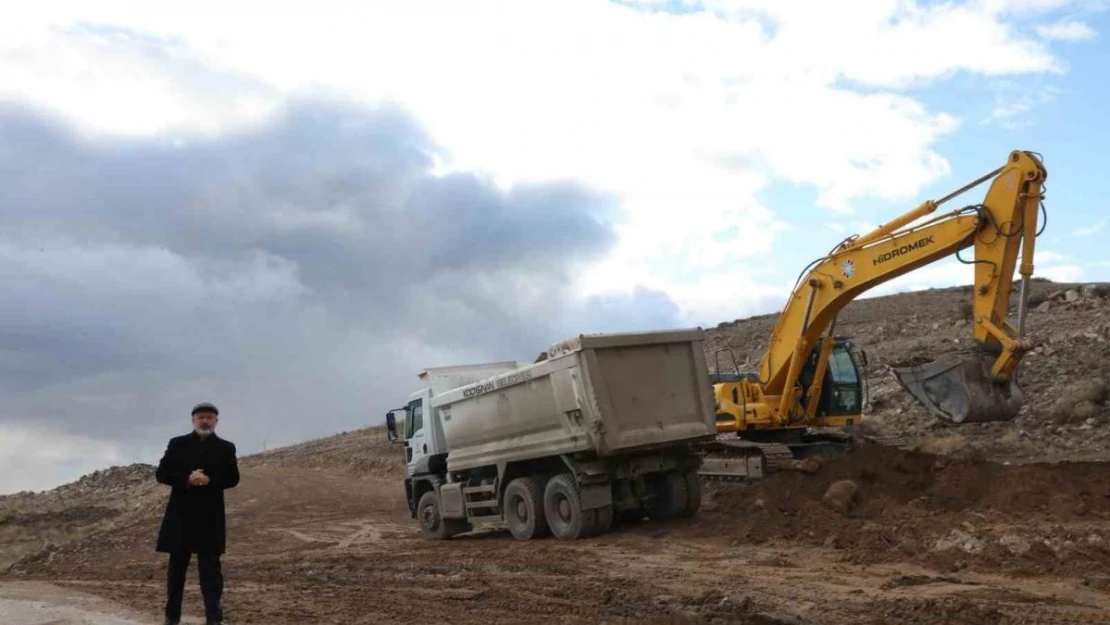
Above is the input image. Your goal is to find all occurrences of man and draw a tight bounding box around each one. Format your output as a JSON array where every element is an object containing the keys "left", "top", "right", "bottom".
[{"left": 155, "top": 402, "right": 240, "bottom": 625}]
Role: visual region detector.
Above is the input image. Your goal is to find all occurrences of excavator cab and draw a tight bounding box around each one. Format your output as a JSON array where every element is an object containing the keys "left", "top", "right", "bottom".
[{"left": 798, "top": 337, "right": 866, "bottom": 418}]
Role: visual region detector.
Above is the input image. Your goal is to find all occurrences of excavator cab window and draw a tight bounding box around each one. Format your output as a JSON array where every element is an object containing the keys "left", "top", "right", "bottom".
[{"left": 818, "top": 342, "right": 862, "bottom": 416}]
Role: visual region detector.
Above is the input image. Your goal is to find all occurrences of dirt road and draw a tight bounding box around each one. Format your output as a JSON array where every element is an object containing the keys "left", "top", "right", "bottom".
[
  {"left": 0, "top": 581, "right": 150, "bottom": 625},
  {"left": 7, "top": 451, "right": 1110, "bottom": 625}
]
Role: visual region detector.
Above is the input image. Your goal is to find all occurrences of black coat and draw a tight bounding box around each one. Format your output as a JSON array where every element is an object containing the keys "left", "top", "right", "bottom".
[{"left": 155, "top": 431, "right": 240, "bottom": 555}]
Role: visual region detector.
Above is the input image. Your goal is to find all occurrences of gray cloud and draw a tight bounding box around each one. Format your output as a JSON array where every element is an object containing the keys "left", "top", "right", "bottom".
[{"left": 0, "top": 98, "right": 683, "bottom": 492}]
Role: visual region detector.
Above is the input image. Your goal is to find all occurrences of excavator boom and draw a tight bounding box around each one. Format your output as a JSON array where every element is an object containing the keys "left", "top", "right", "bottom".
[{"left": 754, "top": 150, "right": 1045, "bottom": 425}]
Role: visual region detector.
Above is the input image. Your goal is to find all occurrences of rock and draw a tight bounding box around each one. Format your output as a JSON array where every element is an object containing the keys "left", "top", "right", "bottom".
[
  {"left": 822, "top": 480, "right": 858, "bottom": 513},
  {"left": 1081, "top": 284, "right": 1100, "bottom": 299},
  {"left": 1075, "top": 379, "right": 1109, "bottom": 405},
  {"left": 1074, "top": 401, "right": 1099, "bottom": 421},
  {"left": 999, "top": 533, "right": 1031, "bottom": 555},
  {"left": 934, "top": 529, "right": 984, "bottom": 554},
  {"left": 795, "top": 457, "right": 825, "bottom": 474},
  {"left": 1036, "top": 300, "right": 1052, "bottom": 313},
  {"left": 1065, "top": 290, "right": 1081, "bottom": 303}
]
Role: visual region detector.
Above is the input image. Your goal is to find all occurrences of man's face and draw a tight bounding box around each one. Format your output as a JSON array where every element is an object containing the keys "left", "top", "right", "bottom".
[{"left": 192, "top": 411, "right": 218, "bottom": 435}]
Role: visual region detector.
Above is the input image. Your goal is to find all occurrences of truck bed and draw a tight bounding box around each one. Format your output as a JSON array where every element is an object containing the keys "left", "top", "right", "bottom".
[{"left": 436, "top": 328, "right": 717, "bottom": 472}]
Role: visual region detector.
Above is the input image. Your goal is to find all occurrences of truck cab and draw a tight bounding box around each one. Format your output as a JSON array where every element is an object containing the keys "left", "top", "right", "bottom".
[{"left": 385, "top": 362, "right": 520, "bottom": 518}]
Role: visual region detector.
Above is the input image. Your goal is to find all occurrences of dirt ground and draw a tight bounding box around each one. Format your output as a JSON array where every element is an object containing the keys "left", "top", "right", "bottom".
[
  {"left": 4, "top": 440, "right": 1110, "bottom": 625},
  {"left": 3, "top": 280, "right": 1110, "bottom": 624},
  {"left": 0, "top": 581, "right": 150, "bottom": 625}
]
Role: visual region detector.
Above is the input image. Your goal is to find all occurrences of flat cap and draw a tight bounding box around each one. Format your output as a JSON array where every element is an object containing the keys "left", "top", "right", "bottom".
[{"left": 191, "top": 402, "right": 219, "bottom": 415}]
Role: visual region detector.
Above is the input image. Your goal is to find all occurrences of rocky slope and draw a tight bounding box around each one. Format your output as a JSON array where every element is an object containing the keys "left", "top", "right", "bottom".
[{"left": 704, "top": 279, "right": 1110, "bottom": 464}]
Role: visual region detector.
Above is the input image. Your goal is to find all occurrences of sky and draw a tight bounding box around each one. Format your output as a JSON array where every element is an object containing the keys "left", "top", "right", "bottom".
[{"left": 1, "top": 0, "right": 1108, "bottom": 493}]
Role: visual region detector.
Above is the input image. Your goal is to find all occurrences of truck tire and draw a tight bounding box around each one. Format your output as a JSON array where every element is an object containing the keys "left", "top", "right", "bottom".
[
  {"left": 679, "top": 470, "right": 702, "bottom": 517},
  {"left": 417, "top": 489, "right": 469, "bottom": 540},
  {"left": 417, "top": 490, "right": 451, "bottom": 540},
  {"left": 645, "top": 471, "right": 688, "bottom": 521},
  {"left": 504, "top": 477, "right": 549, "bottom": 540},
  {"left": 543, "top": 473, "right": 589, "bottom": 540}
]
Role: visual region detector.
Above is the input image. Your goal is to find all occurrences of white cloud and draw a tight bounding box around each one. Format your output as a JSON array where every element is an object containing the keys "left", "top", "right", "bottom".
[
  {"left": 981, "top": 81, "right": 1061, "bottom": 128},
  {"left": 1037, "top": 20, "right": 1098, "bottom": 40},
  {"left": 0, "top": 0, "right": 1093, "bottom": 324},
  {"left": 1073, "top": 218, "right": 1108, "bottom": 237}
]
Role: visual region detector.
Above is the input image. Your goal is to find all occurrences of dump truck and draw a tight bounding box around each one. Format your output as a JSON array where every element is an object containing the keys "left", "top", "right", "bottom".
[{"left": 385, "top": 328, "right": 718, "bottom": 541}]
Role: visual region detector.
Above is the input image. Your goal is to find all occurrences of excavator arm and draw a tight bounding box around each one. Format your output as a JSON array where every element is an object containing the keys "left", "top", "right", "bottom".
[{"left": 756, "top": 150, "right": 1046, "bottom": 425}]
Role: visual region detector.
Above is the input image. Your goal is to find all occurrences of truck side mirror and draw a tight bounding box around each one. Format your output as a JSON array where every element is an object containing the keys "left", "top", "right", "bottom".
[
  {"left": 385, "top": 411, "right": 397, "bottom": 442},
  {"left": 385, "top": 409, "right": 404, "bottom": 444},
  {"left": 388, "top": 410, "right": 410, "bottom": 444}
]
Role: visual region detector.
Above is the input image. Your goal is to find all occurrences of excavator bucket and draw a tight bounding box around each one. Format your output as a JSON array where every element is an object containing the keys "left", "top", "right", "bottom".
[{"left": 891, "top": 352, "right": 1023, "bottom": 424}]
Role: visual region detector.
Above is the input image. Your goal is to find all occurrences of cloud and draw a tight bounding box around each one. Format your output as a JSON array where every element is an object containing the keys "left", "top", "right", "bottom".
[
  {"left": 0, "top": 100, "right": 682, "bottom": 493},
  {"left": 1073, "top": 218, "right": 1107, "bottom": 237},
  {"left": 1037, "top": 20, "right": 1098, "bottom": 40},
  {"left": 0, "top": 0, "right": 1092, "bottom": 311},
  {"left": 981, "top": 81, "right": 1061, "bottom": 128}
]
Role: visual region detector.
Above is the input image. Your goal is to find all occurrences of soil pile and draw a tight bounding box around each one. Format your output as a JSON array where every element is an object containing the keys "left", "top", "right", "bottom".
[
  {"left": 696, "top": 441, "right": 1110, "bottom": 576},
  {"left": 0, "top": 463, "right": 162, "bottom": 571},
  {"left": 241, "top": 424, "right": 402, "bottom": 477},
  {"left": 705, "top": 279, "right": 1110, "bottom": 464}
]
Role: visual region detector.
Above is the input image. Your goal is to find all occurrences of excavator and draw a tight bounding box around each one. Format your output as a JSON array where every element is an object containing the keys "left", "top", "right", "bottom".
[{"left": 699, "top": 149, "right": 1048, "bottom": 479}]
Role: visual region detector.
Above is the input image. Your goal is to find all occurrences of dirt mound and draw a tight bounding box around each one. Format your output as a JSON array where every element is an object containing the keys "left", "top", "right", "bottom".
[
  {"left": 694, "top": 441, "right": 1110, "bottom": 576},
  {"left": 0, "top": 463, "right": 164, "bottom": 571},
  {"left": 705, "top": 279, "right": 1110, "bottom": 464},
  {"left": 241, "top": 425, "right": 402, "bottom": 477},
  {"left": 0, "top": 463, "right": 155, "bottom": 504}
]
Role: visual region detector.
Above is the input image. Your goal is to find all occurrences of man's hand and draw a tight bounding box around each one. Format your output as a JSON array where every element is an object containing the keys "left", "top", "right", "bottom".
[{"left": 188, "top": 469, "right": 209, "bottom": 486}]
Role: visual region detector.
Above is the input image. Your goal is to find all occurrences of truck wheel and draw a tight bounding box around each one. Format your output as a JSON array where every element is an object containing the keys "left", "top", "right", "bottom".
[
  {"left": 544, "top": 473, "right": 588, "bottom": 540},
  {"left": 417, "top": 490, "right": 451, "bottom": 540},
  {"left": 504, "top": 477, "right": 549, "bottom": 540},
  {"left": 645, "top": 471, "right": 688, "bottom": 521},
  {"left": 679, "top": 470, "right": 702, "bottom": 517}
]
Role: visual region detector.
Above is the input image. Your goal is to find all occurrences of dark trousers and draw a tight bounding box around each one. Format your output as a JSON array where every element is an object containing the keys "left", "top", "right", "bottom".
[{"left": 165, "top": 550, "right": 223, "bottom": 622}]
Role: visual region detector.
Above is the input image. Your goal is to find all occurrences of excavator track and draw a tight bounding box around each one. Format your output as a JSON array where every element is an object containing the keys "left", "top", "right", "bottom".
[
  {"left": 696, "top": 438, "right": 793, "bottom": 482},
  {"left": 695, "top": 432, "right": 912, "bottom": 481}
]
